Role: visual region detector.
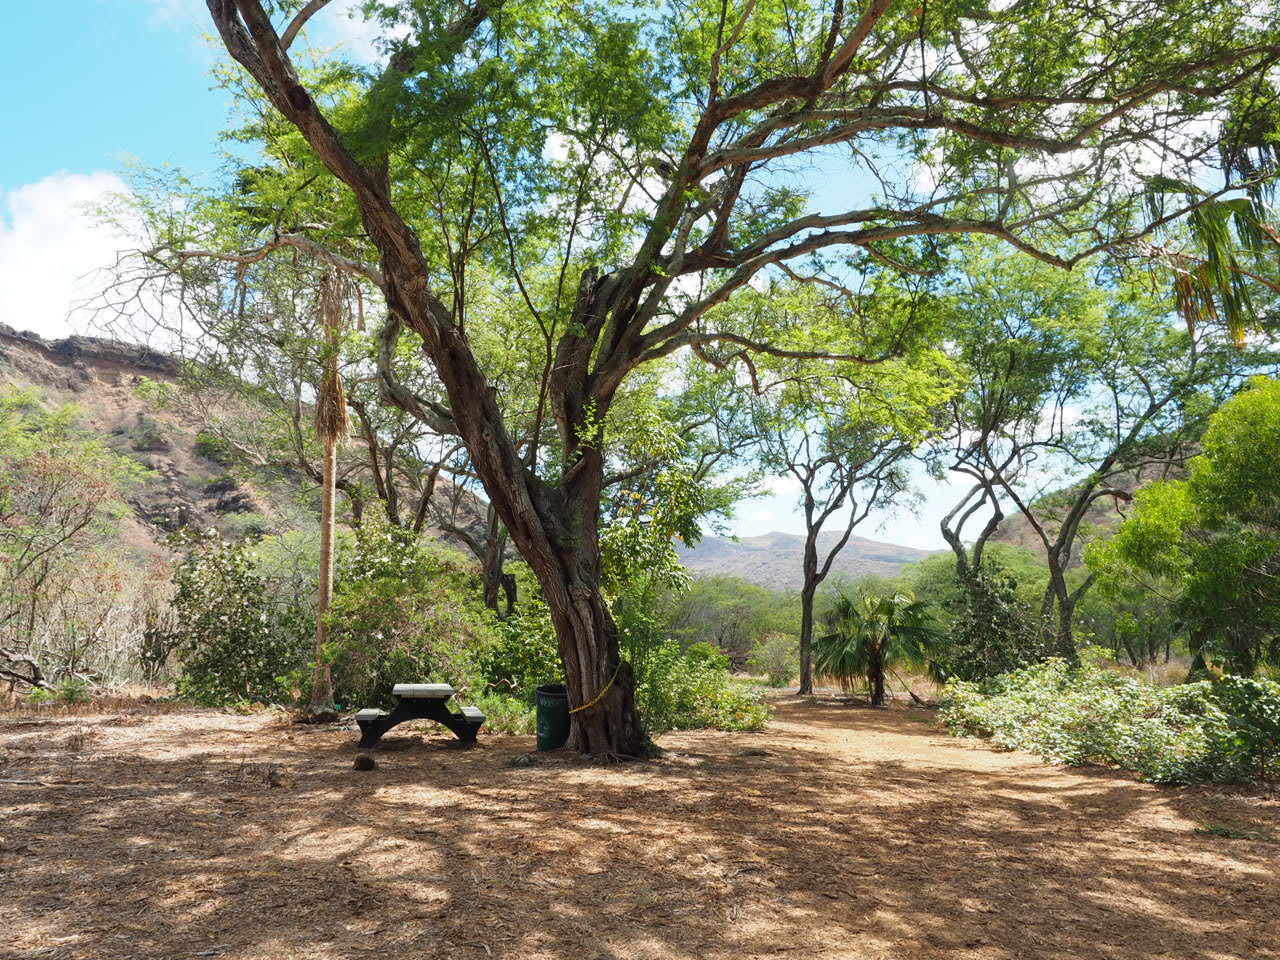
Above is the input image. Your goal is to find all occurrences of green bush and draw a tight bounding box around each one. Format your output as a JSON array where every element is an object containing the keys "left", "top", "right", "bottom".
[
  {"left": 636, "top": 639, "right": 770, "bottom": 733},
  {"left": 54, "top": 677, "right": 92, "bottom": 704},
  {"left": 747, "top": 632, "right": 798, "bottom": 687},
  {"left": 474, "top": 596, "right": 563, "bottom": 700},
  {"left": 1195, "top": 675, "right": 1280, "bottom": 783},
  {"left": 942, "top": 651, "right": 1280, "bottom": 783},
  {"left": 325, "top": 523, "right": 499, "bottom": 709},
  {"left": 938, "top": 567, "right": 1044, "bottom": 681},
  {"left": 467, "top": 690, "right": 536, "bottom": 734},
  {"left": 169, "top": 534, "right": 309, "bottom": 706},
  {"left": 193, "top": 430, "right": 233, "bottom": 465}
]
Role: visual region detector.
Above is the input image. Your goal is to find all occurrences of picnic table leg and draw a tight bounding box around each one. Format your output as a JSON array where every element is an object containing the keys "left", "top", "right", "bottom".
[{"left": 356, "top": 700, "right": 419, "bottom": 748}]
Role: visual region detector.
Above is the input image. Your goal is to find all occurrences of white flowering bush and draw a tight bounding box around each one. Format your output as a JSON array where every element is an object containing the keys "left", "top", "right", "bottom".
[
  {"left": 943, "top": 650, "right": 1280, "bottom": 783},
  {"left": 169, "top": 533, "right": 310, "bottom": 705}
]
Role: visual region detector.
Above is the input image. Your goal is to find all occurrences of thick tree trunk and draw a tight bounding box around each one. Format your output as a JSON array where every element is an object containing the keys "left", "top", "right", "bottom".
[
  {"left": 309, "top": 435, "right": 337, "bottom": 717},
  {"left": 798, "top": 584, "right": 816, "bottom": 695},
  {"left": 532, "top": 534, "right": 647, "bottom": 757}
]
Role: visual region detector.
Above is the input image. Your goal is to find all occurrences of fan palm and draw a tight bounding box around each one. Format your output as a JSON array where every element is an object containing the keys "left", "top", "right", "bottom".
[{"left": 816, "top": 591, "right": 942, "bottom": 706}]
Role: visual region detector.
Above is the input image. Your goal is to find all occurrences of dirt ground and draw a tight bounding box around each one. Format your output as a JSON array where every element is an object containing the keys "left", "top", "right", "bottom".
[{"left": 2, "top": 698, "right": 1277, "bottom": 960}]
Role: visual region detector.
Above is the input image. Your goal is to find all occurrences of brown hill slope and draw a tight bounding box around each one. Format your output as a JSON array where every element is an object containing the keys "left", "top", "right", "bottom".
[
  {"left": 0, "top": 324, "right": 484, "bottom": 558},
  {"left": 676, "top": 531, "right": 936, "bottom": 591},
  {"left": 0, "top": 323, "right": 269, "bottom": 557}
]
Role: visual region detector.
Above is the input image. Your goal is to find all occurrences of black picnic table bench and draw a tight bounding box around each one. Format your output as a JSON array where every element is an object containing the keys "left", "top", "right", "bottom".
[{"left": 354, "top": 683, "right": 485, "bottom": 748}]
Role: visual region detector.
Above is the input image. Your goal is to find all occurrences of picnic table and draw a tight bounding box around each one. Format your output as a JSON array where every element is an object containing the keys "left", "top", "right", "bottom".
[{"left": 354, "top": 683, "right": 485, "bottom": 748}]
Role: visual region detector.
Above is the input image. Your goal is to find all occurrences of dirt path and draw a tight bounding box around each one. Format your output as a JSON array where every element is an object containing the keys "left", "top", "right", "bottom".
[{"left": 2, "top": 698, "right": 1277, "bottom": 960}]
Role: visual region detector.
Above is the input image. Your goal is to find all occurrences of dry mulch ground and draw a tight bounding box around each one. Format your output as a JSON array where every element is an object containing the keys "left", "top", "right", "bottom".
[{"left": 1, "top": 697, "right": 1277, "bottom": 960}]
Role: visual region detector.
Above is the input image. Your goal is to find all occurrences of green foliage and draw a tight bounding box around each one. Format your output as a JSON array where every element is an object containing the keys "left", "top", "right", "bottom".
[
  {"left": 747, "top": 632, "right": 798, "bottom": 687},
  {"left": 193, "top": 430, "right": 234, "bottom": 465},
  {"left": 635, "top": 639, "right": 769, "bottom": 733},
  {"left": 474, "top": 595, "right": 563, "bottom": 700},
  {"left": 0, "top": 389, "right": 153, "bottom": 688},
  {"left": 664, "top": 575, "right": 799, "bottom": 664},
  {"left": 466, "top": 691, "right": 536, "bottom": 735},
  {"left": 325, "top": 522, "right": 499, "bottom": 709},
  {"left": 1089, "top": 377, "right": 1280, "bottom": 674},
  {"left": 611, "top": 568, "right": 771, "bottom": 732},
  {"left": 18, "top": 678, "right": 90, "bottom": 705},
  {"left": 1075, "top": 578, "right": 1183, "bottom": 668},
  {"left": 943, "top": 652, "right": 1280, "bottom": 783},
  {"left": 899, "top": 544, "right": 1048, "bottom": 619},
  {"left": 1204, "top": 675, "right": 1280, "bottom": 783},
  {"left": 817, "top": 590, "right": 942, "bottom": 703},
  {"left": 53, "top": 677, "right": 92, "bottom": 704},
  {"left": 169, "top": 533, "right": 309, "bottom": 706},
  {"left": 938, "top": 567, "right": 1045, "bottom": 682},
  {"left": 897, "top": 544, "right": 1048, "bottom": 681}
]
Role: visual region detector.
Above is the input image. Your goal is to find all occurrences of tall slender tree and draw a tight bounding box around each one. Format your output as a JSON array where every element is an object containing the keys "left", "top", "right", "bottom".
[
  {"left": 308, "top": 273, "right": 349, "bottom": 719},
  {"left": 747, "top": 285, "right": 952, "bottom": 693}
]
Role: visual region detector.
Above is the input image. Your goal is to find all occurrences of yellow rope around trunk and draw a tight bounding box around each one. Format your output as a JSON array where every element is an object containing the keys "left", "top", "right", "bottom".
[{"left": 569, "top": 662, "right": 622, "bottom": 714}]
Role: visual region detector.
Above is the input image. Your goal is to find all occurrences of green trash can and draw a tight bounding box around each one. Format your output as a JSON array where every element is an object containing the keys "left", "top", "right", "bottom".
[{"left": 535, "top": 683, "right": 570, "bottom": 751}]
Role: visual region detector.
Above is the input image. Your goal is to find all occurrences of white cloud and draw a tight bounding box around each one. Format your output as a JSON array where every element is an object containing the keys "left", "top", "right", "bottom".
[
  {"left": 0, "top": 172, "right": 132, "bottom": 340},
  {"left": 137, "top": 0, "right": 405, "bottom": 63}
]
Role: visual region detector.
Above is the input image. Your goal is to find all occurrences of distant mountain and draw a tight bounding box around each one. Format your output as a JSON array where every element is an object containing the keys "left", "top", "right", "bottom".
[{"left": 676, "top": 531, "right": 937, "bottom": 591}]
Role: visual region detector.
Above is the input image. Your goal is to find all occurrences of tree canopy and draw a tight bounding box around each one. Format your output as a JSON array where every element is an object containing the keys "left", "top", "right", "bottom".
[{"left": 105, "top": 0, "right": 1280, "bottom": 754}]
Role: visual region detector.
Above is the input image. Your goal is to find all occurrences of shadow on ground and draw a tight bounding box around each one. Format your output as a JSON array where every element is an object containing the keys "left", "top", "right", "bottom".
[{"left": 1, "top": 699, "right": 1277, "bottom": 960}]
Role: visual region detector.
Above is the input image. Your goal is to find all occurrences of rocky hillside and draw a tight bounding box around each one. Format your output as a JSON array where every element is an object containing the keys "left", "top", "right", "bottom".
[
  {"left": 0, "top": 323, "right": 483, "bottom": 559},
  {"left": 676, "top": 531, "right": 936, "bottom": 591},
  {"left": 0, "top": 323, "right": 278, "bottom": 558}
]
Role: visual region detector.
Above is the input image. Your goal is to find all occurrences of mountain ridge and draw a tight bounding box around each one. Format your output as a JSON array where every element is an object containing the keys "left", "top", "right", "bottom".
[{"left": 676, "top": 530, "right": 938, "bottom": 591}]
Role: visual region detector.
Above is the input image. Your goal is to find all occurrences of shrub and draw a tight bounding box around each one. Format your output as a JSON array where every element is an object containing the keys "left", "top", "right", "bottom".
[
  {"left": 54, "top": 677, "right": 92, "bottom": 704},
  {"left": 938, "top": 567, "right": 1043, "bottom": 681},
  {"left": 474, "top": 596, "right": 563, "bottom": 700},
  {"left": 193, "top": 430, "right": 234, "bottom": 465},
  {"left": 747, "top": 632, "right": 798, "bottom": 687},
  {"left": 1194, "top": 675, "right": 1280, "bottom": 783},
  {"left": 324, "top": 523, "right": 498, "bottom": 709},
  {"left": 942, "top": 651, "right": 1280, "bottom": 783},
  {"left": 636, "top": 638, "right": 770, "bottom": 733},
  {"left": 467, "top": 691, "right": 536, "bottom": 734},
  {"left": 169, "top": 534, "right": 310, "bottom": 706}
]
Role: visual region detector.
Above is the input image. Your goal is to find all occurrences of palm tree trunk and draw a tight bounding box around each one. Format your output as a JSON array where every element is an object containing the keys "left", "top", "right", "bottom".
[
  {"left": 870, "top": 640, "right": 886, "bottom": 706},
  {"left": 309, "top": 274, "right": 346, "bottom": 721}
]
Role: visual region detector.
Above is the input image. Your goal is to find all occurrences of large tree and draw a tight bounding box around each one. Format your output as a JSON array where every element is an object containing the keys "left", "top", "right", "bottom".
[{"left": 186, "top": 0, "right": 1280, "bottom": 755}]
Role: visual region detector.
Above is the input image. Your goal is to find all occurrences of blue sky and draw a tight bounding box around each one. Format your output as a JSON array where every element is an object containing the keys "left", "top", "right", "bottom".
[
  {"left": 0, "top": 1, "right": 961, "bottom": 551},
  {"left": 3, "top": 4, "right": 228, "bottom": 187}
]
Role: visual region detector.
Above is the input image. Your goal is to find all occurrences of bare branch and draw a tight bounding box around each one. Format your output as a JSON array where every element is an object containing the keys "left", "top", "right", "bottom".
[{"left": 280, "top": 0, "right": 333, "bottom": 50}]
